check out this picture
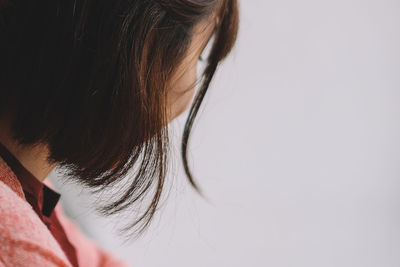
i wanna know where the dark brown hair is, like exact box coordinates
[0,0,238,240]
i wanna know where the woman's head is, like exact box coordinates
[0,0,238,239]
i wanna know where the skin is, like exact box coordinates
[0,16,216,183]
[166,17,216,121]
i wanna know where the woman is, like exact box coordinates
[0,0,238,266]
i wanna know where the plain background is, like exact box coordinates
[49,0,400,266]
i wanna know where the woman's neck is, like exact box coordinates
[0,117,57,182]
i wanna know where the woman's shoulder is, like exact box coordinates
[0,156,131,267]
[0,180,72,267]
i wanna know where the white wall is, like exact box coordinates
[49,0,400,266]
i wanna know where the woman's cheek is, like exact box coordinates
[166,65,198,122]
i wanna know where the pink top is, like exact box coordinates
[0,141,79,266]
[0,156,131,267]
